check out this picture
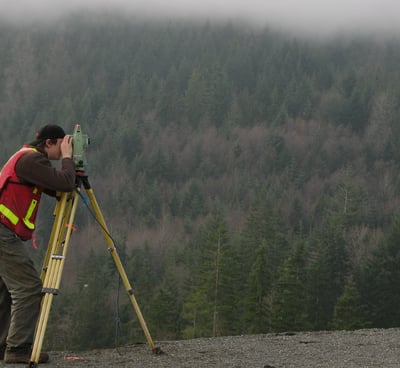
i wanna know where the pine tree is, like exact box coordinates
[306,218,349,330]
[241,189,289,282]
[271,241,311,332]
[359,214,400,327]
[243,240,272,333]
[331,277,370,331]
[184,67,209,126]
[150,285,181,339]
[182,212,231,338]
[69,249,115,350]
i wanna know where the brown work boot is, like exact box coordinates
[4,348,49,364]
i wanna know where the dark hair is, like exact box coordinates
[29,124,66,147]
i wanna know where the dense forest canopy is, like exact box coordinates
[2,14,400,349]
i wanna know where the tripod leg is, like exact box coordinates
[84,187,159,353]
[30,191,79,367]
[40,193,74,281]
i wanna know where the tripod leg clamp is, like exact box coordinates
[42,287,59,295]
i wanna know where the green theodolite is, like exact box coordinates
[71,124,90,172]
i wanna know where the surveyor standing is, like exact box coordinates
[0,125,75,364]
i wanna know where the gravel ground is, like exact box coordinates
[2,328,400,367]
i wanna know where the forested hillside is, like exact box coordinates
[2,14,400,350]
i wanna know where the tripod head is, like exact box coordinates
[71,124,89,172]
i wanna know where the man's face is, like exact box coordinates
[45,138,63,160]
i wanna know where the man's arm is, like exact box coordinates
[15,153,76,192]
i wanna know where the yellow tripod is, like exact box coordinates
[29,172,161,367]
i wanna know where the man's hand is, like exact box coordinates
[61,135,73,159]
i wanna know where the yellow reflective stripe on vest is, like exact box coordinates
[22,199,37,230]
[0,204,19,225]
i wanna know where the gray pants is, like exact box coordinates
[0,224,42,350]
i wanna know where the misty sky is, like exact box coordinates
[2,0,400,36]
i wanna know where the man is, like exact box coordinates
[0,125,75,364]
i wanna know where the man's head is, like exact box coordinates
[36,125,66,141]
[30,124,66,160]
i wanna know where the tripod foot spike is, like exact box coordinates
[152,346,165,355]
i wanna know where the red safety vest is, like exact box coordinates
[0,146,44,240]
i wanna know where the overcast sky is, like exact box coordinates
[2,0,400,37]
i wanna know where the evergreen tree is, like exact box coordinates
[359,214,400,327]
[150,285,181,339]
[241,189,289,281]
[182,212,231,338]
[306,217,349,330]
[69,249,115,350]
[149,244,187,340]
[331,277,370,331]
[243,240,272,333]
[271,240,311,332]
[184,67,210,126]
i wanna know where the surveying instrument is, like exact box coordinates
[29,124,161,367]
